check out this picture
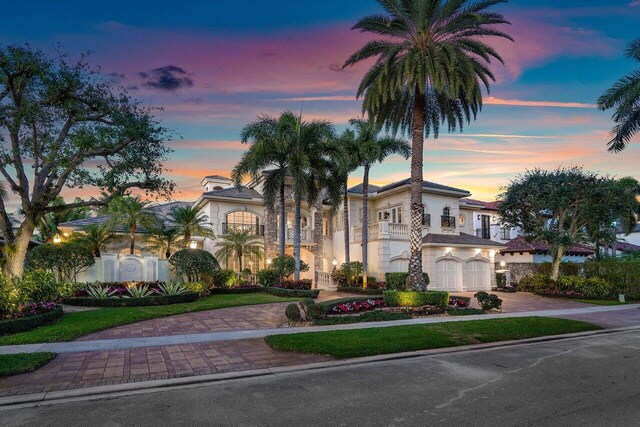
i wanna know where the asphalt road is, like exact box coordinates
[3,330,640,426]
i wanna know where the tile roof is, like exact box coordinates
[204,175,231,180]
[349,178,470,196]
[422,232,504,247]
[611,241,640,252]
[203,186,263,200]
[460,198,488,207]
[501,237,594,256]
[59,201,193,232]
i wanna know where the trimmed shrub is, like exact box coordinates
[210,269,237,288]
[383,290,449,309]
[256,269,279,287]
[28,243,95,281]
[474,292,502,310]
[299,298,315,320]
[337,287,384,295]
[271,255,309,280]
[384,272,430,290]
[15,270,58,303]
[208,286,263,295]
[275,279,312,290]
[265,287,320,298]
[285,303,301,322]
[330,262,364,287]
[63,293,199,307]
[557,276,615,299]
[0,306,64,335]
[184,282,207,295]
[585,259,640,299]
[517,274,550,292]
[169,249,220,282]
[356,276,378,287]
[448,308,485,316]
[306,304,325,320]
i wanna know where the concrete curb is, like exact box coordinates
[2,325,640,410]
[1,303,638,355]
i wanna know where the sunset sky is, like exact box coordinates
[2,0,640,204]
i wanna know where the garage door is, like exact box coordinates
[466,260,488,291]
[436,259,459,291]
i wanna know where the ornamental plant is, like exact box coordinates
[28,242,95,282]
[169,249,220,282]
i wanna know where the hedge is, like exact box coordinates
[265,287,320,298]
[384,272,430,290]
[63,293,199,307]
[383,291,449,309]
[585,260,640,299]
[0,306,64,335]
[337,287,384,295]
[208,287,263,295]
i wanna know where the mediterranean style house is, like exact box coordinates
[59,172,505,291]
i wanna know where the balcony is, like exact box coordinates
[475,227,491,239]
[275,227,313,243]
[441,216,456,228]
[222,222,265,236]
[352,221,410,242]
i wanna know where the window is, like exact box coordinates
[441,207,456,228]
[224,211,262,235]
[443,207,451,218]
[377,206,402,224]
[422,206,431,226]
[286,212,308,228]
[459,215,465,226]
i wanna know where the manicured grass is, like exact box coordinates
[573,299,635,306]
[0,353,56,377]
[265,317,600,359]
[0,294,298,346]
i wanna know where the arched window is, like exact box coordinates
[213,186,224,191]
[224,211,262,235]
[443,207,451,218]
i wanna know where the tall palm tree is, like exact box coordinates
[233,113,293,258]
[72,224,113,257]
[146,224,181,259]
[106,196,158,255]
[169,205,215,246]
[215,228,263,272]
[334,129,361,264]
[344,0,512,290]
[349,118,411,287]
[284,113,335,280]
[598,38,640,152]
[37,197,90,242]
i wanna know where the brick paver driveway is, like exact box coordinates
[454,291,592,312]
[0,339,331,398]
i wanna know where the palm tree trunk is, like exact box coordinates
[279,182,286,257]
[343,179,350,264]
[293,193,302,281]
[362,165,369,288]
[238,250,243,272]
[407,87,427,291]
[129,225,136,255]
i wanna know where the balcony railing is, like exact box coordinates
[441,216,456,228]
[475,228,491,239]
[275,227,312,242]
[222,223,265,236]
[352,221,409,242]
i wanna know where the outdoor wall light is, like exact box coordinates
[332,257,338,267]
[266,258,272,266]
[189,240,197,249]
[53,234,62,244]
[474,248,481,256]
[445,247,453,255]
[489,250,496,257]
[500,260,506,268]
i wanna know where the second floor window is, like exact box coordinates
[224,211,262,235]
[377,206,402,224]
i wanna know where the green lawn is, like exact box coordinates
[0,294,297,346]
[265,317,600,359]
[0,353,56,377]
[573,299,635,306]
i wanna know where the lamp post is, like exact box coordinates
[332,257,338,271]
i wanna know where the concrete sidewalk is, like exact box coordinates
[2,303,638,355]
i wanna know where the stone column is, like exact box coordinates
[264,206,278,263]
[312,196,324,288]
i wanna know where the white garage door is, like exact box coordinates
[466,260,488,291]
[436,260,459,291]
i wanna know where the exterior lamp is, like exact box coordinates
[53,234,62,244]
[500,260,506,268]
[189,240,197,249]
[332,258,338,268]
[489,250,496,257]
[445,247,453,255]
[474,248,481,256]
[266,258,272,266]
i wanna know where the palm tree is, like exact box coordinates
[215,228,263,272]
[106,196,158,255]
[284,113,335,280]
[334,129,361,264]
[146,224,181,259]
[349,118,411,287]
[37,197,90,242]
[72,224,113,257]
[598,39,640,152]
[344,0,512,290]
[233,113,293,258]
[169,205,215,246]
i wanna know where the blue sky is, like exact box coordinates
[2,0,639,202]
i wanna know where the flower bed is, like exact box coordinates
[336,286,384,295]
[63,292,199,307]
[72,281,164,298]
[266,287,320,298]
[0,305,63,335]
[329,298,385,314]
[448,296,471,308]
[534,289,585,299]
[383,291,450,310]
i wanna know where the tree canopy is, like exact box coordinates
[0,45,174,276]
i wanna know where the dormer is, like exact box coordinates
[201,175,233,192]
